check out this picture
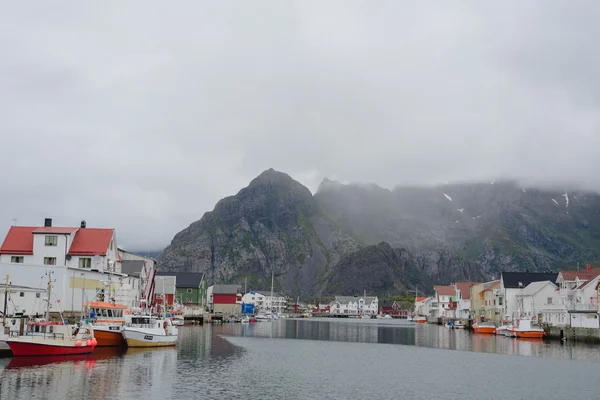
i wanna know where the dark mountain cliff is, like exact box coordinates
[159,169,600,296]
[159,169,360,296]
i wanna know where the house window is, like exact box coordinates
[187,288,193,293]
[498,297,503,306]
[19,292,24,297]
[44,257,57,265]
[36,293,41,298]
[493,300,496,306]
[45,236,58,246]
[11,256,24,263]
[79,258,92,269]
[547,297,553,305]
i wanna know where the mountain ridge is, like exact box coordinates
[158,169,600,296]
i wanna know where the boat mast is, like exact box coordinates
[3,275,8,326]
[45,272,52,321]
[270,271,274,314]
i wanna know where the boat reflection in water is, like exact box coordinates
[6,346,125,369]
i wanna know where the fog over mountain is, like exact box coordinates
[1,2,599,250]
[159,169,600,296]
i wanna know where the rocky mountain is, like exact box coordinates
[159,169,600,297]
[315,179,600,274]
[320,242,488,298]
[158,169,361,296]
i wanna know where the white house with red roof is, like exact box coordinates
[552,265,600,328]
[0,218,141,315]
[0,218,121,272]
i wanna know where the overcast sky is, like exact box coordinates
[1,2,599,250]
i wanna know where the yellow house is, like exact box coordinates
[470,280,502,321]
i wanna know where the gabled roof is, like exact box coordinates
[157,272,204,288]
[0,225,114,256]
[380,301,397,308]
[334,296,377,305]
[121,260,146,277]
[484,281,500,291]
[434,285,456,297]
[501,272,559,289]
[211,284,242,294]
[33,227,78,234]
[415,296,428,303]
[0,226,36,255]
[559,267,600,282]
[518,281,557,296]
[67,228,114,255]
[455,282,480,300]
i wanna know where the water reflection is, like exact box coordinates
[1,321,600,400]
[215,319,600,363]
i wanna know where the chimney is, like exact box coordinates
[80,220,87,229]
[44,218,52,227]
[587,263,591,271]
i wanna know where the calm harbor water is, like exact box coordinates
[1,319,598,399]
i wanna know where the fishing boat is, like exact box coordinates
[360,314,371,320]
[495,324,513,336]
[508,319,545,339]
[7,321,97,356]
[85,301,129,347]
[121,315,178,347]
[454,320,466,329]
[414,316,427,323]
[255,313,272,322]
[472,322,496,334]
[445,321,455,329]
[383,314,393,319]
[6,272,98,356]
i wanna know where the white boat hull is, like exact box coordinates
[122,327,178,348]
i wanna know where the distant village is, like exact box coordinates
[2,218,600,335]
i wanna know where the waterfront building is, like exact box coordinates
[433,286,456,318]
[241,290,287,314]
[328,296,378,315]
[544,266,600,328]
[414,296,432,317]
[454,282,479,319]
[515,280,560,322]
[470,280,503,321]
[157,272,207,308]
[501,272,558,320]
[207,284,242,314]
[0,218,141,314]
[154,275,176,311]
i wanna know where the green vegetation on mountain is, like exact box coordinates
[159,169,600,296]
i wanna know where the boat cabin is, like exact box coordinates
[85,301,128,322]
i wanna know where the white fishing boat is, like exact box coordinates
[255,313,272,322]
[360,314,371,319]
[121,315,178,347]
[383,314,393,319]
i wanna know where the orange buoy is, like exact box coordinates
[75,340,83,347]
[86,339,92,347]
